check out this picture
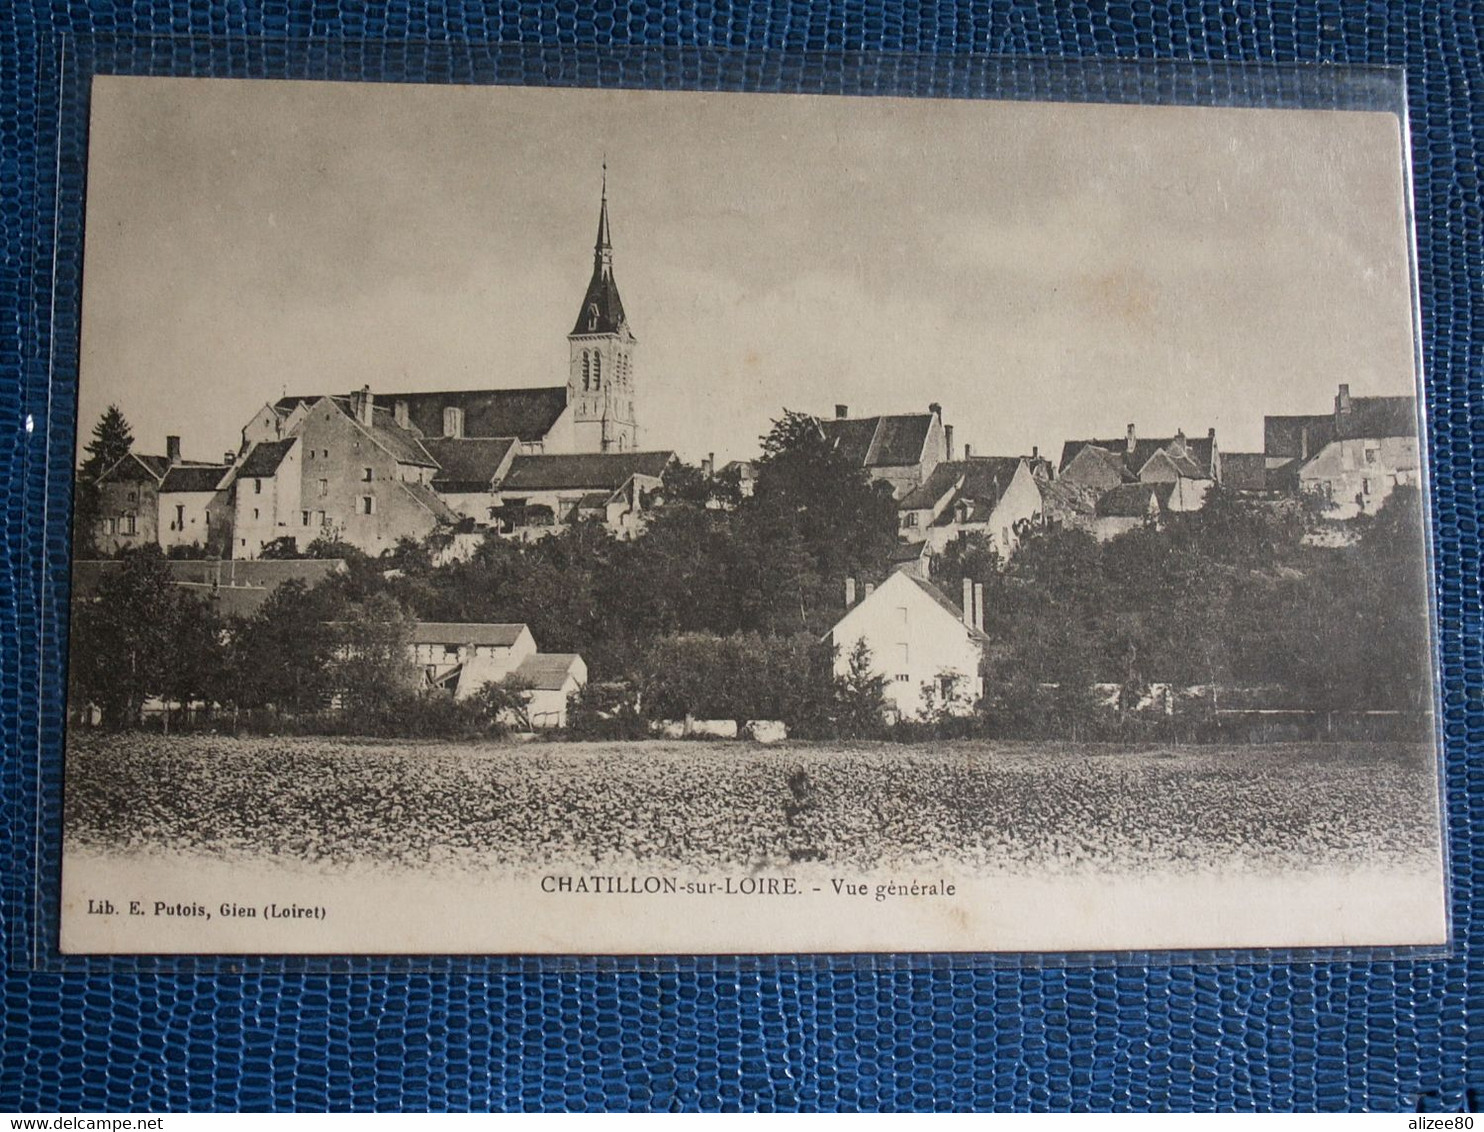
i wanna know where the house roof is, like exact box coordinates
[408,622,528,647]
[397,479,461,523]
[1060,433,1216,480]
[1037,477,1099,518]
[499,451,675,493]
[71,558,347,604]
[1336,395,1418,440]
[898,456,1024,515]
[1264,394,1417,461]
[159,464,230,493]
[235,437,298,479]
[1220,451,1269,491]
[97,452,171,484]
[422,437,518,492]
[514,652,584,690]
[819,413,935,469]
[278,388,569,446]
[1095,481,1174,517]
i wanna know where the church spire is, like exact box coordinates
[573,164,627,336]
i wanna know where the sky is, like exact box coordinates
[78,76,1419,467]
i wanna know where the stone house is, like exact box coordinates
[895,455,1044,558]
[1059,425,1220,512]
[157,461,232,555]
[823,570,989,721]
[1264,384,1420,519]
[93,451,170,554]
[486,451,676,540]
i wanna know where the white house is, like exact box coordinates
[511,653,588,728]
[408,621,586,728]
[409,622,537,699]
[823,570,989,721]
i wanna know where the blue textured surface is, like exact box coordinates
[2,2,1482,1114]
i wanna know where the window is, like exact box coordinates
[252,508,260,520]
[322,449,328,458]
[126,491,136,503]
[442,406,464,438]
[104,517,117,534]
[301,511,311,526]
[174,504,184,530]
[315,511,325,527]
[1365,447,1378,464]
[902,513,917,528]
[362,467,373,482]
[122,513,136,536]
[318,479,329,498]
[1362,478,1372,496]
[254,479,262,494]
[205,513,210,529]
[895,674,910,684]
[592,353,602,386]
[360,496,375,515]
[897,642,909,667]
[240,538,246,547]
[582,351,591,390]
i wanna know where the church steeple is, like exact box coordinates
[572,165,628,337]
[567,167,638,453]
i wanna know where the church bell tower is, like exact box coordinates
[567,169,637,453]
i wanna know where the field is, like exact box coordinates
[64,733,1443,876]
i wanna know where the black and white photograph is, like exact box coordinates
[60,76,1446,954]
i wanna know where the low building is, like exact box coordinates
[896,456,1043,558]
[818,404,949,499]
[408,621,586,728]
[487,451,675,540]
[823,570,989,721]
[409,622,537,698]
[1264,383,1420,519]
[71,557,348,619]
[512,652,588,728]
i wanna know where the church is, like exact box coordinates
[96,178,677,559]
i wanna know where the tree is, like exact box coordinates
[68,550,216,729]
[471,675,535,734]
[222,579,340,716]
[833,639,888,738]
[81,405,135,481]
[329,592,418,716]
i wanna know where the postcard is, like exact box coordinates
[60,75,1446,954]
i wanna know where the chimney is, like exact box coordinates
[1336,383,1352,415]
[1126,423,1136,454]
[845,577,857,607]
[166,435,181,465]
[944,425,954,461]
[1208,427,1216,440]
[835,404,849,420]
[351,385,374,427]
[962,577,973,628]
[223,451,236,466]
[703,452,715,478]
[1031,445,1039,459]
[929,402,942,419]
[394,400,410,430]
[964,443,973,460]
[974,583,985,634]
[1300,425,1309,461]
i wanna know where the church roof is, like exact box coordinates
[277,388,568,445]
[570,184,630,337]
[423,437,519,492]
[499,451,675,493]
